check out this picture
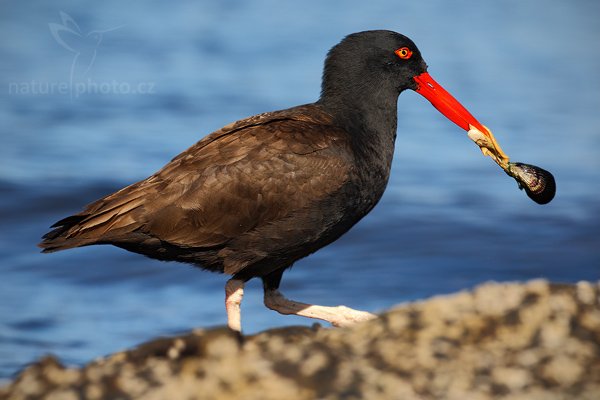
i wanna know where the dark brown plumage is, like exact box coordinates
[41,105,365,281]
[40,30,496,331]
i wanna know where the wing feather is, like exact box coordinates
[39,105,352,256]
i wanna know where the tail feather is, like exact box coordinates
[39,214,95,253]
[48,214,86,232]
[38,182,151,253]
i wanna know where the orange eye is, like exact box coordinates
[395,47,413,60]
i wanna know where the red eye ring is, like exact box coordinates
[395,47,413,60]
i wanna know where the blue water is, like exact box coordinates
[1,0,599,379]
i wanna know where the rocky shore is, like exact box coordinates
[2,280,599,400]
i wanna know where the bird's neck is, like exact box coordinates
[317,85,401,212]
[318,84,399,163]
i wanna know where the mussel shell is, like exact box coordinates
[506,162,556,205]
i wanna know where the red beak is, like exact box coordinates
[413,72,488,136]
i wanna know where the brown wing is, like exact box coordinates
[40,105,352,260]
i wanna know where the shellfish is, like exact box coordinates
[506,162,556,205]
[467,126,556,205]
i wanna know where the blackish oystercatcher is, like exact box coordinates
[39,30,555,332]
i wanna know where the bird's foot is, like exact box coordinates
[264,289,376,328]
[327,306,377,327]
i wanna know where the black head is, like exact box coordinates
[319,30,428,107]
[319,30,500,138]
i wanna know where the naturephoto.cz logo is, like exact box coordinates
[9,79,155,97]
[8,11,155,98]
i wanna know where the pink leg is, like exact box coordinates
[263,288,376,327]
[225,279,244,332]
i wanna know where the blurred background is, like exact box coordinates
[1,0,598,379]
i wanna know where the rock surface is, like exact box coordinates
[2,280,599,400]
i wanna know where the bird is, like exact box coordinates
[40,30,495,332]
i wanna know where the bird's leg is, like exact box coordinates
[263,288,376,327]
[225,278,245,332]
